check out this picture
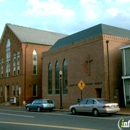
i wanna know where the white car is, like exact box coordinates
[69,98,120,116]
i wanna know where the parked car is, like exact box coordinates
[26,99,55,112]
[69,98,120,116]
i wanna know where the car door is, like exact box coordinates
[76,99,87,112]
[85,99,94,112]
[31,100,39,110]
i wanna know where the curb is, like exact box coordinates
[0,106,130,115]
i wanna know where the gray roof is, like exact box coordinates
[49,24,130,51]
[1,23,67,45]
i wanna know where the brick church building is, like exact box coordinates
[0,23,66,105]
[42,24,130,108]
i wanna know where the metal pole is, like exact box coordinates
[60,78,63,109]
[81,90,82,100]
[59,71,63,109]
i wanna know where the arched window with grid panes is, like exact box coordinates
[6,39,11,77]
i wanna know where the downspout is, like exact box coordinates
[106,40,110,101]
[24,44,28,101]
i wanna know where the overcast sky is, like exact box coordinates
[0,0,130,37]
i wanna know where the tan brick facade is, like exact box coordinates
[42,34,130,109]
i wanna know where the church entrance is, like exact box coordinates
[96,88,102,98]
[5,85,9,102]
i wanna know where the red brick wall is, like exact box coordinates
[0,26,51,104]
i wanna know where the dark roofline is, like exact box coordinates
[49,23,130,51]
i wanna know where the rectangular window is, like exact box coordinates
[13,67,16,76]
[33,84,37,96]
[48,80,52,94]
[16,85,19,96]
[0,87,3,96]
[33,55,37,61]
[12,85,15,96]
[33,65,37,75]
[6,60,10,77]
[17,52,20,75]
[55,79,60,94]
[17,66,20,75]
[1,61,3,78]
[13,55,16,76]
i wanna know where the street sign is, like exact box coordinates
[78,80,85,90]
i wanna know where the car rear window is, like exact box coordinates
[97,99,109,104]
[44,100,53,104]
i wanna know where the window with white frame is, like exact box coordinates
[16,85,19,96]
[0,86,3,96]
[17,51,20,75]
[6,39,11,77]
[33,84,37,96]
[13,53,16,76]
[33,50,37,75]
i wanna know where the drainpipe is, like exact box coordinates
[24,44,28,101]
[106,40,110,101]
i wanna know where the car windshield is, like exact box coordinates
[97,99,109,104]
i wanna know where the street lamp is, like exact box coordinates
[59,70,63,109]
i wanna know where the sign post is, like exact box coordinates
[78,80,85,100]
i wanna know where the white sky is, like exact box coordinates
[0,0,130,37]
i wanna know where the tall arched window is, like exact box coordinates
[17,51,20,75]
[6,39,11,77]
[63,59,68,94]
[33,50,37,75]
[55,61,60,94]
[48,63,52,94]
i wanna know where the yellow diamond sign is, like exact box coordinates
[78,80,85,90]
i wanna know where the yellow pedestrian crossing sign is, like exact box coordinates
[78,80,85,90]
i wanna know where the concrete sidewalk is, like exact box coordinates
[0,105,130,115]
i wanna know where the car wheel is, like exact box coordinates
[26,106,30,111]
[37,107,41,112]
[71,108,77,115]
[49,109,53,112]
[93,109,99,117]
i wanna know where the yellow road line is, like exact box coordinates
[0,121,98,130]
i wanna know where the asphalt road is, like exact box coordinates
[0,109,129,130]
